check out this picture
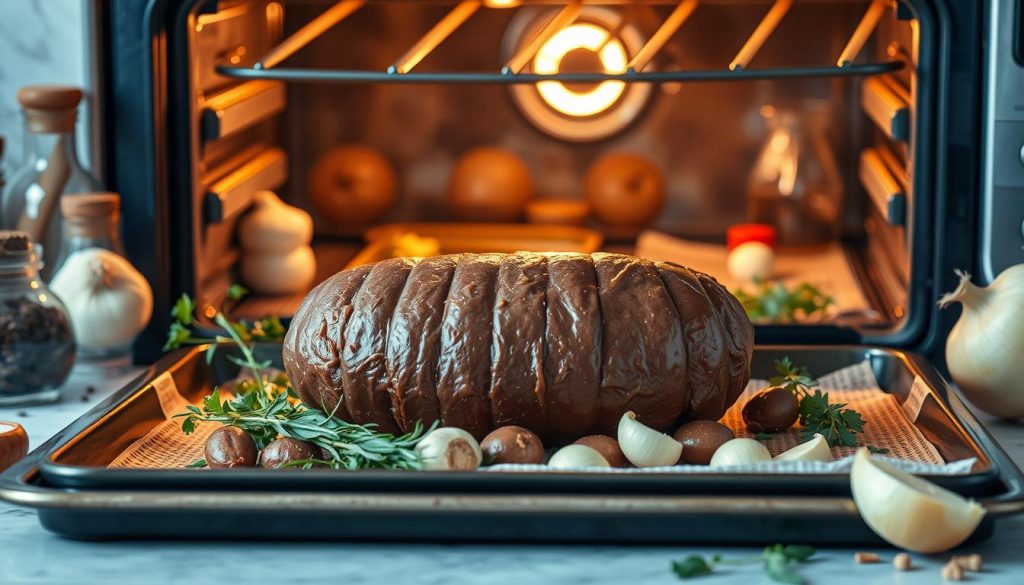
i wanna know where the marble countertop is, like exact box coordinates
[1,365,1024,584]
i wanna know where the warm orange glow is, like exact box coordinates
[533,23,627,118]
[484,0,521,7]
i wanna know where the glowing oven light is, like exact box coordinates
[533,23,627,118]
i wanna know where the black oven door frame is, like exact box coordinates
[103,0,984,366]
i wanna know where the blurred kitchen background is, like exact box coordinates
[0,0,101,176]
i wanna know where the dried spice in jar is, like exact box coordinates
[0,231,75,405]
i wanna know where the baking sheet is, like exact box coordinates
[108,360,969,474]
[635,230,871,316]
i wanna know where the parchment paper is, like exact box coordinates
[110,361,973,475]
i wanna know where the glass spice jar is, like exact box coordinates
[53,192,125,272]
[0,231,75,405]
[0,86,103,279]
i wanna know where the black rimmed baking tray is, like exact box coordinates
[1,345,1022,543]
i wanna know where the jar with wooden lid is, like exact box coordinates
[0,86,103,278]
[0,231,75,405]
[53,192,125,272]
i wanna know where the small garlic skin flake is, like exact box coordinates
[941,560,965,581]
[854,552,880,564]
[892,553,912,571]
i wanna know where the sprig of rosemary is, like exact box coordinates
[734,281,834,323]
[164,290,431,470]
[769,358,865,447]
[672,544,816,584]
[175,385,429,470]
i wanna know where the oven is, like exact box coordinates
[97,0,1017,363]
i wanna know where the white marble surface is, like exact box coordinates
[1,366,1024,583]
[0,0,96,174]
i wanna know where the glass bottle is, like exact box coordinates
[747,102,843,249]
[0,231,75,405]
[0,86,103,279]
[54,192,125,270]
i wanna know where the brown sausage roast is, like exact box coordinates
[283,252,753,443]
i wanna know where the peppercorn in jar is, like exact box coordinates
[0,231,75,405]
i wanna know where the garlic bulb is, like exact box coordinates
[50,248,153,352]
[773,434,831,463]
[238,191,316,294]
[939,266,1024,418]
[709,438,771,467]
[414,427,482,471]
[727,241,775,283]
[548,445,610,469]
[617,411,683,467]
[239,191,313,254]
[850,448,985,553]
[240,245,316,295]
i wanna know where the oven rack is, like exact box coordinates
[215,0,905,84]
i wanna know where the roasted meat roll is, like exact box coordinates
[283,252,753,442]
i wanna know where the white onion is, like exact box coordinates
[850,448,985,553]
[940,266,1024,418]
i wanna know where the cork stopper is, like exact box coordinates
[17,86,83,133]
[61,192,120,219]
[61,193,120,239]
[0,230,32,256]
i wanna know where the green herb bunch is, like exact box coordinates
[735,281,834,323]
[769,357,866,448]
[672,544,816,584]
[176,385,429,470]
[163,284,285,352]
[165,288,430,471]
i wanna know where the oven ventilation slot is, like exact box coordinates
[204,147,288,224]
[861,75,909,142]
[215,0,905,84]
[201,80,286,143]
[859,148,907,227]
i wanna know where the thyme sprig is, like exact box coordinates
[165,290,431,470]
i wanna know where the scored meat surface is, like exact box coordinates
[282,252,753,442]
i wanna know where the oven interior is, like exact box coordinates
[178,0,928,345]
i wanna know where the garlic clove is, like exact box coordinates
[708,438,771,467]
[548,444,610,469]
[414,427,482,471]
[850,448,986,553]
[773,433,832,463]
[617,411,683,468]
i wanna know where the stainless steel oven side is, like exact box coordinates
[980,0,1024,283]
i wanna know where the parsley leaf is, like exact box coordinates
[734,281,834,323]
[671,555,714,579]
[774,359,868,448]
